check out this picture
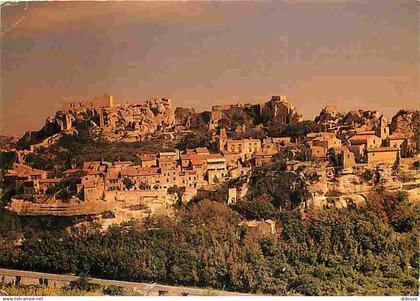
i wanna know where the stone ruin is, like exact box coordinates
[52,96,177,142]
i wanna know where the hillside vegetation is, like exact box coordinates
[0,190,418,296]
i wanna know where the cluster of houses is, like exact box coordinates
[5,112,413,204]
[4,133,293,202]
[304,116,411,168]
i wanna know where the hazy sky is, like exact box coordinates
[1,1,418,136]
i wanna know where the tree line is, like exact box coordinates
[0,190,418,296]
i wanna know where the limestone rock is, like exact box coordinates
[49,97,177,142]
[328,174,372,195]
[315,104,343,128]
[175,107,196,126]
[259,96,302,125]
[341,110,381,130]
[390,110,419,151]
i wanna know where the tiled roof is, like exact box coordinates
[195,147,210,154]
[139,153,157,160]
[113,161,133,166]
[367,147,399,152]
[349,134,378,141]
[39,178,61,183]
[6,164,47,178]
[121,167,159,177]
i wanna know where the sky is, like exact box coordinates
[1,0,418,136]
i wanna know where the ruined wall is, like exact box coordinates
[63,95,113,111]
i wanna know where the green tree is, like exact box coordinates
[175,132,211,150]
[0,151,17,170]
[139,182,150,190]
[122,178,134,190]
[326,148,336,165]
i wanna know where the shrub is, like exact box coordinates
[69,276,101,292]
[362,169,373,181]
[122,178,134,190]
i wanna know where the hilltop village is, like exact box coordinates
[1,94,419,229]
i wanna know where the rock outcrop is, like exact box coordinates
[315,105,343,129]
[175,107,196,127]
[390,110,419,151]
[340,110,382,130]
[99,98,176,137]
[50,97,176,143]
[259,96,302,125]
[174,107,210,129]
[208,95,302,133]
[6,197,115,216]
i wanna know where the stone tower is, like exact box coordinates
[99,110,105,128]
[227,188,237,205]
[218,128,228,152]
[65,114,73,130]
[376,115,389,140]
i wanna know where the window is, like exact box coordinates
[39,278,48,285]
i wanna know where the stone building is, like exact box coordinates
[239,219,277,236]
[227,188,237,204]
[5,164,49,190]
[82,175,105,202]
[262,137,292,151]
[229,162,251,179]
[217,128,228,152]
[387,135,409,157]
[226,139,262,161]
[304,132,342,161]
[255,149,278,167]
[305,146,328,161]
[375,115,390,140]
[310,135,341,150]
[341,147,356,170]
[217,128,262,160]
[138,153,158,168]
[206,154,227,184]
[160,168,179,189]
[179,170,205,188]
[349,134,382,149]
[223,151,242,169]
[120,167,161,190]
[366,147,399,165]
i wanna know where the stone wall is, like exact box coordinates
[0,268,250,296]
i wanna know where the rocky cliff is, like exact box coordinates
[390,110,419,150]
[314,106,384,131]
[27,97,177,144]
[259,96,302,125]
[314,105,343,128]
[340,110,382,129]
[174,107,210,129]
[208,95,302,133]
